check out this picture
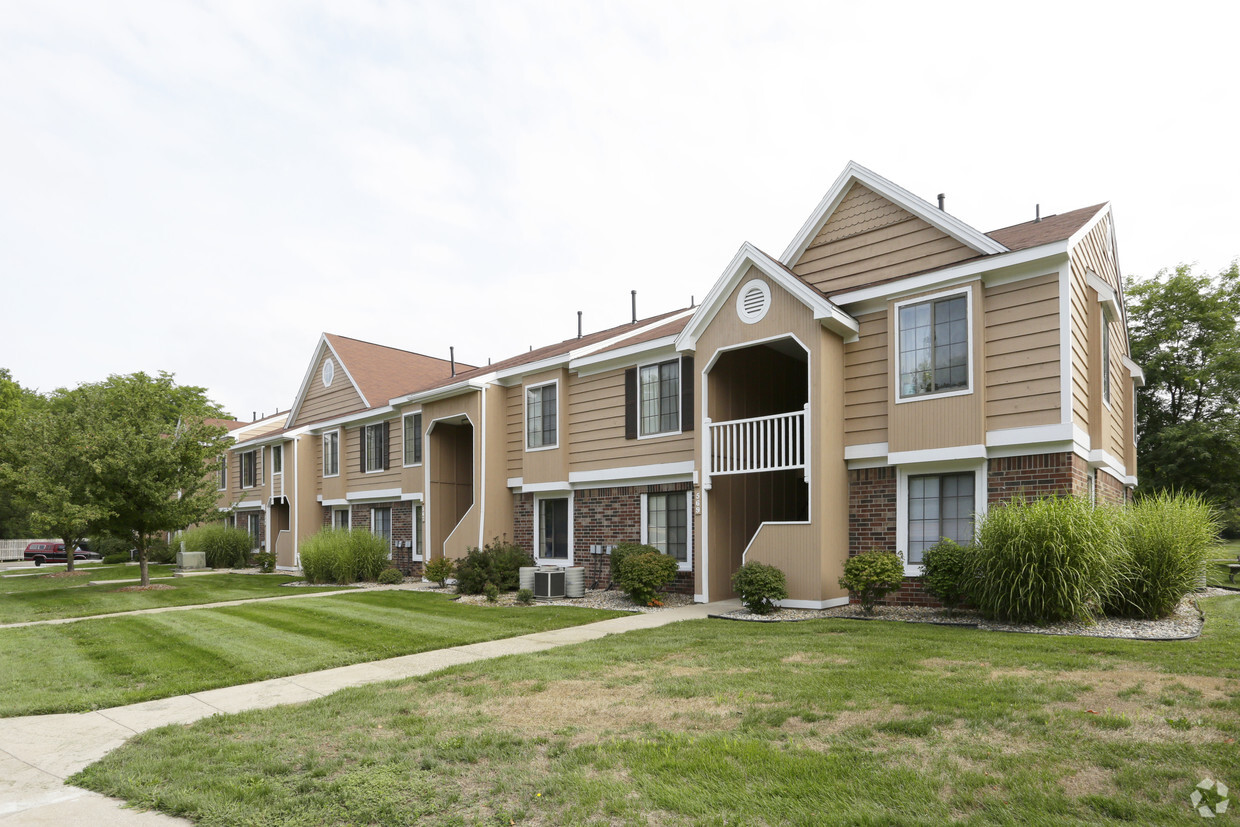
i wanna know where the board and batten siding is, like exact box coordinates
[567,368,694,472]
[791,183,979,296]
[842,311,888,446]
[982,273,1061,432]
[290,350,366,428]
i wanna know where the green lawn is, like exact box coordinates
[0,564,177,591]
[74,594,1240,826]
[0,591,623,717]
[0,572,341,623]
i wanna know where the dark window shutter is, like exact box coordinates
[414,414,423,464]
[359,428,366,474]
[624,367,637,440]
[383,421,391,470]
[680,356,694,432]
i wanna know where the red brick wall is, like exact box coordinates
[850,577,942,608]
[848,467,897,557]
[987,452,1085,503]
[1097,469,1129,505]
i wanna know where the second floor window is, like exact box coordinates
[217,455,226,491]
[526,383,557,449]
[403,413,423,465]
[1102,309,1112,406]
[272,444,282,474]
[640,359,680,435]
[363,423,388,472]
[323,432,339,477]
[240,450,257,488]
[898,294,969,399]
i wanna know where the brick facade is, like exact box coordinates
[987,452,1085,503]
[848,466,897,557]
[512,482,695,595]
[314,500,422,577]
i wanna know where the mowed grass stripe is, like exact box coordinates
[0,591,624,717]
[0,565,178,593]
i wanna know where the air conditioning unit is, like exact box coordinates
[534,568,566,600]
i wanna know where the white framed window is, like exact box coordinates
[240,450,258,488]
[371,506,392,557]
[323,431,340,478]
[896,462,986,576]
[639,358,680,437]
[413,504,424,560]
[1102,308,1112,408]
[272,444,283,475]
[525,380,558,450]
[403,412,423,466]
[217,455,227,491]
[243,512,261,550]
[322,358,334,387]
[363,423,388,473]
[895,288,972,402]
[642,490,692,571]
[332,507,350,530]
[533,494,572,566]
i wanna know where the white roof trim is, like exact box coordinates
[1066,202,1113,249]
[675,242,859,352]
[779,161,1008,267]
[284,335,369,428]
[1122,355,1146,387]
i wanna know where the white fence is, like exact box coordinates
[0,539,56,561]
[707,409,806,477]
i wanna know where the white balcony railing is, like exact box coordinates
[707,408,806,477]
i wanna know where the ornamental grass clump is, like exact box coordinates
[1108,491,1219,619]
[299,528,390,585]
[839,551,904,615]
[731,561,788,615]
[972,495,1121,624]
[182,524,253,569]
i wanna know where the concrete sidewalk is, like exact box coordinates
[0,599,738,825]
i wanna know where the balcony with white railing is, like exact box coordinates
[707,407,806,478]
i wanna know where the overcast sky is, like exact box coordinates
[3,1,1237,420]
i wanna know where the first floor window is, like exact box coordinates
[414,504,424,558]
[538,498,569,560]
[907,472,974,564]
[240,450,257,488]
[403,413,423,465]
[244,512,261,550]
[323,432,339,477]
[372,506,392,556]
[646,491,689,565]
[898,293,968,398]
[332,508,350,530]
[526,383,557,449]
[640,359,680,435]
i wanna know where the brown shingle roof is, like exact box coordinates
[587,315,692,357]
[205,418,248,431]
[325,334,471,406]
[986,203,1107,252]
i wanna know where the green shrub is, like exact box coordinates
[455,538,533,594]
[299,529,392,585]
[102,553,131,565]
[484,581,500,602]
[378,567,404,585]
[424,557,454,588]
[615,550,678,606]
[973,496,1121,623]
[731,561,788,615]
[90,533,133,560]
[183,524,253,568]
[839,551,904,615]
[1109,491,1219,618]
[608,542,657,586]
[255,551,276,573]
[921,539,974,616]
[146,537,176,564]
[517,587,534,605]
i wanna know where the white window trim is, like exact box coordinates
[895,461,987,577]
[412,504,424,561]
[636,356,683,440]
[524,379,559,452]
[271,444,283,477]
[640,490,693,572]
[323,430,340,478]
[322,358,334,387]
[363,423,387,474]
[532,491,573,567]
[240,449,258,489]
[332,507,350,531]
[370,505,393,558]
[217,456,227,491]
[402,411,424,468]
[893,286,975,405]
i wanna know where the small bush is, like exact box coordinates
[608,542,657,586]
[299,529,392,585]
[483,581,500,602]
[183,524,253,568]
[255,551,276,573]
[921,539,973,616]
[1109,491,1220,618]
[973,496,1121,623]
[455,538,533,594]
[102,553,130,565]
[839,551,904,615]
[732,562,788,615]
[517,588,534,605]
[378,567,404,585]
[90,534,132,560]
[424,557,454,588]
[616,550,678,606]
[146,537,176,564]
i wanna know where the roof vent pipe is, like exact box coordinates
[577,311,583,338]
[937,193,945,211]
[450,346,455,377]
[690,294,695,308]
[252,411,256,421]
[631,290,637,324]
[1036,204,1041,222]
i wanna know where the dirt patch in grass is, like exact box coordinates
[781,652,852,665]
[1060,766,1116,797]
[116,584,176,592]
[44,571,90,579]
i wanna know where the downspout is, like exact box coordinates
[291,436,299,568]
[478,388,487,548]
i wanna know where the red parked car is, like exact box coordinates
[22,542,102,566]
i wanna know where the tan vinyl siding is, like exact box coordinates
[344,420,401,492]
[519,369,570,485]
[290,350,366,428]
[397,407,425,495]
[843,311,888,446]
[567,368,694,472]
[318,430,345,501]
[791,183,978,295]
[227,445,266,503]
[983,273,1061,431]
[505,386,522,478]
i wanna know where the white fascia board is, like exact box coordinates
[325,338,370,408]
[831,241,1070,309]
[302,406,395,434]
[283,334,329,428]
[570,337,680,376]
[345,488,403,502]
[1065,203,1112,249]
[985,423,1076,448]
[390,375,495,407]
[843,442,888,461]
[1122,355,1146,387]
[230,426,309,451]
[507,477,523,489]
[568,461,697,486]
[779,161,1008,267]
[887,444,988,466]
[1085,271,1123,319]
[521,480,572,494]
[676,242,857,351]
[399,492,424,502]
[1088,448,1126,476]
[234,500,263,510]
[320,497,348,506]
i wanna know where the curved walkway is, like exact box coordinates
[0,599,739,825]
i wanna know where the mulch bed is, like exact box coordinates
[116,584,176,592]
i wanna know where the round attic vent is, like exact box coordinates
[736,278,772,324]
[322,358,335,387]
